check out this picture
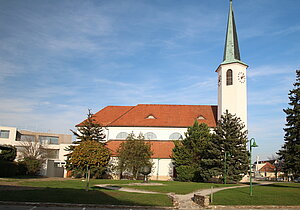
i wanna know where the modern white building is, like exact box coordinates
[76,0,249,181]
[0,126,72,177]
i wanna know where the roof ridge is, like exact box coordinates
[107,105,136,126]
[137,104,217,107]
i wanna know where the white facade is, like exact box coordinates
[104,126,187,141]
[217,62,248,129]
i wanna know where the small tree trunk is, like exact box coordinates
[85,166,90,191]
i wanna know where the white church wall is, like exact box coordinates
[104,126,187,141]
[150,158,174,181]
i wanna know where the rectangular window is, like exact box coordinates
[20,134,35,142]
[0,130,10,138]
[39,136,59,145]
[45,149,59,159]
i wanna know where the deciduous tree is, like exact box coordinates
[117,133,153,180]
[66,140,110,190]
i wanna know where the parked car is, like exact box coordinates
[294,177,300,183]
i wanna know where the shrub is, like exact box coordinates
[175,165,197,182]
[0,160,17,177]
[19,157,43,176]
[0,145,17,162]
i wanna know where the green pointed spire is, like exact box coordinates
[221,0,247,66]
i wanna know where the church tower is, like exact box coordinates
[216,0,248,129]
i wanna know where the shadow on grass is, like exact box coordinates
[0,185,170,206]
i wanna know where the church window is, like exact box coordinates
[116,132,129,139]
[226,69,233,85]
[144,132,157,140]
[169,132,183,140]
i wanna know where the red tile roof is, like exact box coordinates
[106,140,175,159]
[259,162,276,172]
[79,104,217,128]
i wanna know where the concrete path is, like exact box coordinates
[173,182,275,209]
[96,182,276,209]
[95,184,161,194]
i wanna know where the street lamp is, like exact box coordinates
[224,151,230,184]
[249,138,258,196]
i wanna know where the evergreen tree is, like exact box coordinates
[71,109,106,143]
[214,110,248,183]
[117,133,153,180]
[172,121,219,182]
[278,70,300,178]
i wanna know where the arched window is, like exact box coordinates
[116,132,129,139]
[169,132,183,140]
[226,69,233,86]
[144,132,157,140]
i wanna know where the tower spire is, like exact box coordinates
[222,0,247,66]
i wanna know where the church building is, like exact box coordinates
[77,0,248,180]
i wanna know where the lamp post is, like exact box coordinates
[224,151,230,184]
[249,138,258,196]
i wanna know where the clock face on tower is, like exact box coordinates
[238,72,245,83]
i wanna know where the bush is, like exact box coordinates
[19,157,43,176]
[0,145,17,162]
[174,165,197,182]
[0,160,17,177]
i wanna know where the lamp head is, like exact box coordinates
[251,138,258,148]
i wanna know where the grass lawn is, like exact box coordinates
[0,178,237,206]
[212,182,300,206]
[0,178,172,206]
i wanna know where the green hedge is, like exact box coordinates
[0,160,17,177]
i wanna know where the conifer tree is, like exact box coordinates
[278,70,300,178]
[172,121,219,182]
[71,109,106,143]
[214,110,248,183]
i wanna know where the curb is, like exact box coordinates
[209,205,300,209]
[0,201,175,209]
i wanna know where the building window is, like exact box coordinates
[144,132,157,140]
[116,132,129,139]
[20,134,35,142]
[169,132,183,140]
[0,130,10,138]
[39,136,59,145]
[226,69,233,86]
[45,149,59,159]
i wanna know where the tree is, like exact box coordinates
[18,138,48,176]
[117,133,153,180]
[65,140,110,190]
[172,121,219,182]
[70,109,106,143]
[278,70,300,179]
[0,145,17,162]
[66,110,109,190]
[214,110,249,183]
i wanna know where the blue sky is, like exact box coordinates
[0,0,299,160]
